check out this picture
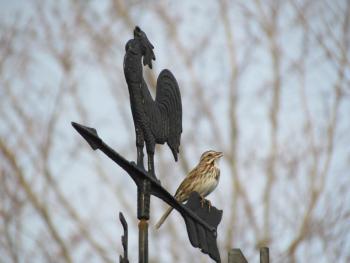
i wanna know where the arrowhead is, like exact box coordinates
[71,122,102,150]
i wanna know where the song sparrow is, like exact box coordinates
[155,150,223,229]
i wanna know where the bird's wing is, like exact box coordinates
[174,168,198,202]
[155,69,182,161]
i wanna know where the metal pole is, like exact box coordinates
[260,247,269,263]
[228,249,248,263]
[137,179,151,263]
[138,219,148,263]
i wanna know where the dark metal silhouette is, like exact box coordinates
[228,249,247,263]
[119,212,129,263]
[228,248,270,263]
[123,26,182,180]
[184,192,222,262]
[71,122,222,262]
[71,26,272,263]
[260,247,269,263]
[71,26,225,263]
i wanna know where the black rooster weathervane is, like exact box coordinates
[124,26,182,180]
[72,26,223,263]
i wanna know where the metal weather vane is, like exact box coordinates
[72,26,223,262]
[119,212,129,263]
[124,26,182,180]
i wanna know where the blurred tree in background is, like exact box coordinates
[0,0,349,262]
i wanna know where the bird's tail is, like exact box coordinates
[155,207,174,229]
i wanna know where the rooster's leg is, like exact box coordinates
[137,146,145,170]
[147,153,155,177]
[148,154,154,175]
[147,153,160,183]
[135,126,145,170]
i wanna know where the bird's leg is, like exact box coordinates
[200,196,212,211]
[206,199,212,212]
[200,195,205,208]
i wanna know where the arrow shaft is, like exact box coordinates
[72,122,217,233]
